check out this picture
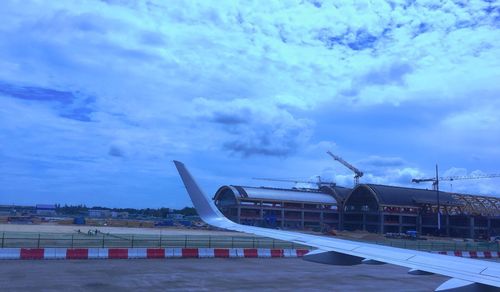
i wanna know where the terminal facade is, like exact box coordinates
[214,184,500,239]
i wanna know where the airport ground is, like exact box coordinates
[0,258,448,292]
[0,224,303,249]
[0,223,246,236]
[1,223,499,291]
[1,223,498,251]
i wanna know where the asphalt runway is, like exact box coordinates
[0,258,448,291]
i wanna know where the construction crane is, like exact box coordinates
[326,151,363,186]
[412,173,500,190]
[412,165,500,232]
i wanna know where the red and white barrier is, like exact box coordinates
[0,248,21,259]
[88,248,108,259]
[2,248,496,260]
[43,248,67,259]
[0,248,311,260]
[433,251,499,258]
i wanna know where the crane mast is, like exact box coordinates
[412,167,500,233]
[326,151,364,186]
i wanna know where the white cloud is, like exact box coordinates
[192,97,314,156]
[443,167,468,177]
[1,0,498,110]
[0,0,499,206]
[442,106,499,132]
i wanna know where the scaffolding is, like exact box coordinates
[452,194,500,216]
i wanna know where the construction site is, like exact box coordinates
[1,153,499,252]
[1,156,500,292]
[214,152,500,240]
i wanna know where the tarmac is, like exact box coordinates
[0,258,448,291]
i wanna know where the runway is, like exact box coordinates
[0,258,447,291]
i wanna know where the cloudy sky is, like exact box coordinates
[0,0,499,208]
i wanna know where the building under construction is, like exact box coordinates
[215,153,500,238]
[344,184,500,238]
[214,183,500,239]
[214,185,351,231]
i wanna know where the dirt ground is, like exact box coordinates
[0,223,248,236]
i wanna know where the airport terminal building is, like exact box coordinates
[213,185,351,231]
[214,183,500,239]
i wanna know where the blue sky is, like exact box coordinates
[0,0,499,208]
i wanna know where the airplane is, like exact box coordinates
[173,161,500,291]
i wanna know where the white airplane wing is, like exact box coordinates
[174,161,500,291]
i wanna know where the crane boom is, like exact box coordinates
[412,172,500,191]
[412,178,437,183]
[441,174,500,181]
[326,151,363,185]
[413,173,500,184]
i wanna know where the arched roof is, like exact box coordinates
[319,185,352,202]
[346,184,462,207]
[214,185,340,204]
[452,193,500,216]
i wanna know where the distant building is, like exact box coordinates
[167,213,185,220]
[214,185,349,231]
[111,211,129,218]
[343,184,500,238]
[214,183,500,239]
[88,209,111,218]
[0,210,11,216]
[36,204,57,216]
[0,205,16,216]
[184,215,201,221]
[0,205,35,216]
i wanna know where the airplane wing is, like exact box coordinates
[173,161,500,291]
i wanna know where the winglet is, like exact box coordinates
[434,278,495,291]
[173,160,233,228]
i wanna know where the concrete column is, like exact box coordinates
[470,217,475,239]
[338,206,344,231]
[281,208,285,229]
[487,218,491,238]
[398,215,403,233]
[445,215,450,237]
[417,215,422,234]
[379,213,385,234]
[301,211,305,229]
[362,213,366,231]
[237,206,241,224]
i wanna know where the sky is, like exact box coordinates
[0,0,499,208]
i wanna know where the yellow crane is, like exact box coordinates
[326,151,364,186]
